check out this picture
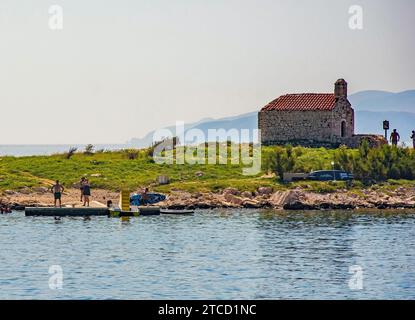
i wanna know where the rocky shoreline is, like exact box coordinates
[2,186,415,211]
[160,187,415,210]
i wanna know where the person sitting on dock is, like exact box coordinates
[82,179,91,207]
[141,187,150,206]
[51,181,65,208]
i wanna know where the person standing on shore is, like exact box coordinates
[51,180,65,208]
[411,131,415,149]
[79,177,86,202]
[82,179,91,207]
[390,129,400,147]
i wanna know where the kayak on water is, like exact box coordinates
[130,193,166,206]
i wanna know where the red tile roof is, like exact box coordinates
[261,93,336,111]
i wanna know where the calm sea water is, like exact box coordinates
[0,209,414,300]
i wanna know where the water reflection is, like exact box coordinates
[0,210,414,299]
[254,210,415,299]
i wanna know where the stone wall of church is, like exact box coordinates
[331,98,355,140]
[259,99,355,146]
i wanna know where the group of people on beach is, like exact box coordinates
[390,129,415,148]
[50,177,91,208]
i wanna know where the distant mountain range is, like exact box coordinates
[129,112,259,147]
[349,90,415,113]
[129,90,415,147]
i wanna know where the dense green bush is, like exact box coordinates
[263,141,415,184]
[262,144,296,179]
[340,141,415,183]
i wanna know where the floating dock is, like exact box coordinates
[25,206,161,217]
[25,207,109,217]
[108,207,160,217]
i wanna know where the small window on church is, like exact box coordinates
[341,121,347,138]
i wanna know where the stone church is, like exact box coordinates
[258,79,384,147]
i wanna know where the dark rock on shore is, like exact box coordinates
[283,201,316,210]
[283,201,357,211]
[11,205,25,211]
[374,203,415,210]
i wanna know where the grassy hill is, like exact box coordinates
[1,144,414,194]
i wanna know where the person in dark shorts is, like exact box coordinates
[51,181,65,208]
[82,179,91,207]
[411,130,415,149]
[79,177,86,202]
[390,129,400,146]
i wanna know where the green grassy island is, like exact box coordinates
[1,142,415,195]
[0,145,415,193]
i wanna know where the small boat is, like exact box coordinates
[160,209,194,215]
[130,193,166,206]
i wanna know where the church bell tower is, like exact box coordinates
[334,78,348,99]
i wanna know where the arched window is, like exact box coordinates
[341,121,347,138]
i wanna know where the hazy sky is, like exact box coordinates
[0,0,414,144]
